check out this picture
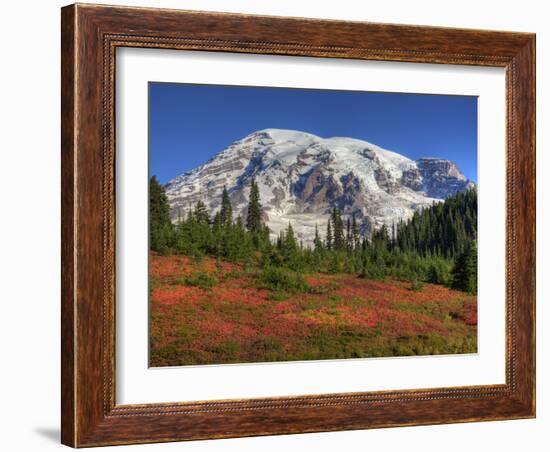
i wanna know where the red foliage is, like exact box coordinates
[149,255,477,366]
[461,302,478,326]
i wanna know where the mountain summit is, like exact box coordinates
[165,129,473,243]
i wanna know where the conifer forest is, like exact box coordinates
[149,176,478,366]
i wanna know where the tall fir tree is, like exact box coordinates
[332,207,345,250]
[345,217,352,250]
[193,200,210,225]
[150,176,171,227]
[246,178,262,233]
[326,219,333,250]
[219,185,233,227]
[451,240,478,294]
[159,173,477,293]
[394,187,477,258]
[276,230,283,250]
[351,214,360,251]
[313,224,323,251]
[283,222,298,255]
[149,176,173,252]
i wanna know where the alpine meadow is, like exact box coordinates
[149,83,478,367]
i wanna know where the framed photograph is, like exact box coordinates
[61,3,535,447]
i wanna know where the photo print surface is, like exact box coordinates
[148,82,478,367]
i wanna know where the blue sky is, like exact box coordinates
[149,82,477,184]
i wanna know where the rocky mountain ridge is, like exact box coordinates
[165,129,473,243]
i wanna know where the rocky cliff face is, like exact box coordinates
[165,129,473,244]
[416,158,473,199]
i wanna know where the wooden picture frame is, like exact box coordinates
[61,3,535,447]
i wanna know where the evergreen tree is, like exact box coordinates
[351,214,360,251]
[394,188,477,258]
[219,185,233,227]
[345,217,351,250]
[149,176,173,253]
[283,222,298,255]
[332,207,345,250]
[276,230,284,250]
[157,174,477,292]
[326,219,333,250]
[211,211,223,256]
[246,178,263,233]
[194,200,210,225]
[451,240,478,293]
[361,236,368,252]
[150,176,171,227]
[313,224,323,251]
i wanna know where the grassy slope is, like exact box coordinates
[150,254,477,367]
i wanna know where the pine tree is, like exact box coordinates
[211,211,223,256]
[351,214,360,251]
[326,219,333,250]
[194,200,210,225]
[149,176,173,252]
[313,224,323,251]
[246,178,262,233]
[220,185,233,227]
[345,217,352,250]
[451,240,478,293]
[393,188,477,258]
[235,215,244,230]
[282,222,298,259]
[285,222,297,248]
[332,207,345,250]
[276,230,284,250]
[361,236,368,252]
[150,176,171,227]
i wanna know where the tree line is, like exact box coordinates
[150,176,477,293]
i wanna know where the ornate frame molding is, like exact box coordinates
[62,4,535,447]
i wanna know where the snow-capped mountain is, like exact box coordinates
[165,129,473,244]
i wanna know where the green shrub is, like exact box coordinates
[427,262,452,286]
[409,279,424,292]
[258,267,310,293]
[182,271,217,289]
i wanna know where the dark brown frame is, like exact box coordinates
[61,3,536,447]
